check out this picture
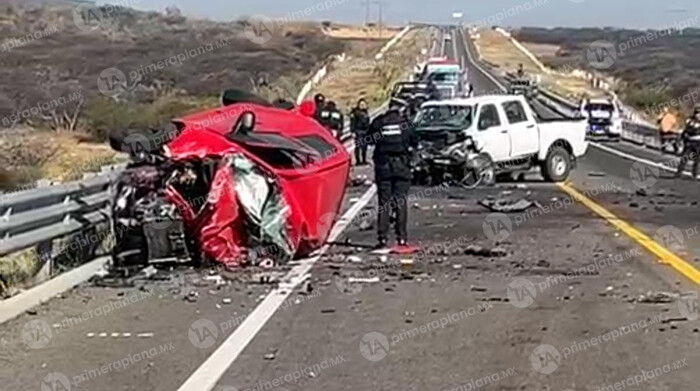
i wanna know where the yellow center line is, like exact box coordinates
[557,182,700,286]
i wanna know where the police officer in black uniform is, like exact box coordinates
[675,106,700,179]
[326,101,345,139]
[350,98,371,165]
[314,93,326,120]
[368,99,418,248]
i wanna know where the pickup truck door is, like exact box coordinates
[502,99,539,157]
[475,103,510,162]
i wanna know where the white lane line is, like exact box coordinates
[589,142,697,178]
[177,184,377,391]
[459,28,506,92]
[179,100,386,390]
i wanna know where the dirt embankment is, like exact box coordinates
[0,3,346,189]
[474,28,608,100]
[312,27,431,112]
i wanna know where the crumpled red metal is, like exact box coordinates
[163,100,350,266]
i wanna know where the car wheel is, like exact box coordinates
[460,156,495,188]
[542,146,571,182]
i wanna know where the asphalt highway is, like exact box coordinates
[1,26,699,391]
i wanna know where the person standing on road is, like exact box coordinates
[350,98,371,165]
[326,101,345,140]
[658,107,682,154]
[675,106,700,179]
[368,99,418,248]
[314,93,326,120]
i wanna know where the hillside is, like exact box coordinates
[0,2,346,188]
[513,26,700,113]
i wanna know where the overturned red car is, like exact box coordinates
[111,91,351,268]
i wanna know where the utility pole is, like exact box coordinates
[361,0,382,38]
[361,0,378,26]
[378,1,383,39]
[366,0,372,26]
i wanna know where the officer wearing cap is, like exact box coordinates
[368,98,418,248]
[676,106,700,179]
[314,93,326,120]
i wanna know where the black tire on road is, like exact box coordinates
[542,146,572,182]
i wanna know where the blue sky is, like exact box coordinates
[102,0,700,29]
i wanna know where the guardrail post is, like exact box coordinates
[34,240,54,284]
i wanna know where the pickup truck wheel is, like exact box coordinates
[542,147,571,182]
[460,156,495,188]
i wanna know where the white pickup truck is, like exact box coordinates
[413,95,588,183]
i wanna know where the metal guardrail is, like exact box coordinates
[0,171,120,257]
[532,87,669,150]
[0,26,435,264]
[0,100,393,260]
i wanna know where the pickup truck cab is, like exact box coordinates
[414,95,588,182]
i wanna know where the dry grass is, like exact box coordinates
[0,130,122,190]
[0,248,40,297]
[313,28,431,111]
[475,29,607,99]
[324,24,400,40]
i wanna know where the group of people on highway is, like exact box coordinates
[313,93,416,249]
[674,106,700,178]
[656,105,700,178]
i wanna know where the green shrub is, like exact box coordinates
[83,96,214,141]
[623,87,672,112]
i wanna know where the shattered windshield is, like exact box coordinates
[429,72,460,83]
[414,105,473,129]
[228,132,322,169]
[584,103,614,112]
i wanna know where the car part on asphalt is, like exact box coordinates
[479,198,542,213]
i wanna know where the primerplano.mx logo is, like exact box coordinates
[40,342,175,390]
[506,248,642,309]
[530,313,665,374]
[359,303,494,362]
[20,291,154,350]
[96,36,234,98]
[1,25,60,52]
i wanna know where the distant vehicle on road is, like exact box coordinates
[507,78,537,99]
[420,58,466,99]
[391,81,440,118]
[579,98,622,140]
[412,95,588,185]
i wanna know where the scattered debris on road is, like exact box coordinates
[479,198,542,213]
[463,245,508,258]
[632,291,678,304]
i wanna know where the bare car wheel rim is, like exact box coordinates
[552,155,567,176]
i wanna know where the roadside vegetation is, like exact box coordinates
[0,1,346,189]
[312,27,431,112]
[0,1,348,293]
[513,26,700,115]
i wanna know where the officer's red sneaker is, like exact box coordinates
[391,241,419,255]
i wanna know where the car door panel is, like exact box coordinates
[474,104,510,162]
[502,100,538,157]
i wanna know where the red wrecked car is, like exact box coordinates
[111,91,351,268]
